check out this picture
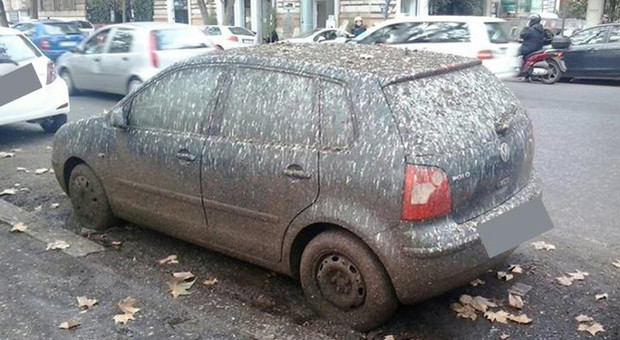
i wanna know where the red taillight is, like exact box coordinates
[149,32,159,68]
[401,165,452,221]
[46,60,57,85]
[477,50,493,60]
[39,39,50,50]
[228,35,239,42]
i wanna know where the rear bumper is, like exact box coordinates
[482,58,520,80]
[0,77,69,126]
[374,172,541,304]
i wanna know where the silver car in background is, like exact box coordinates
[56,22,215,95]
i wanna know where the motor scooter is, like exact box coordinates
[518,49,566,84]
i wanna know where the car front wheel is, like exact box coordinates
[60,70,79,95]
[68,164,116,231]
[300,229,398,331]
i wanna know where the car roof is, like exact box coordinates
[105,22,195,30]
[187,43,479,86]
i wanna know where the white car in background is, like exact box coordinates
[202,25,256,49]
[284,28,352,43]
[352,16,520,79]
[56,22,215,95]
[0,27,69,133]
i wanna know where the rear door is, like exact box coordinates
[200,67,319,263]
[563,26,609,76]
[597,25,620,76]
[98,28,136,94]
[106,65,226,241]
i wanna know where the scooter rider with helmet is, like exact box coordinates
[519,14,545,61]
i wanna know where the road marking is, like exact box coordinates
[0,199,104,257]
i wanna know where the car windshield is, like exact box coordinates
[43,22,82,35]
[295,28,322,39]
[228,27,254,36]
[485,22,510,44]
[153,28,209,50]
[0,34,42,63]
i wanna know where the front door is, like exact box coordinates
[201,67,320,263]
[71,29,112,91]
[98,28,136,94]
[563,25,609,77]
[598,25,620,76]
[106,66,226,242]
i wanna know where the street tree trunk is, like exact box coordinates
[30,0,38,19]
[197,0,209,24]
[221,0,234,25]
[0,0,8,27]
[122,0,127,22]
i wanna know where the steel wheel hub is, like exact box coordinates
[316,253,365,310]
[72,175,98,220]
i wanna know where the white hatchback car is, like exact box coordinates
[352,16,520,79]
[56,22,215,95]
[0,27,69,132]
[284,28,352,43]
[202,25,256,49]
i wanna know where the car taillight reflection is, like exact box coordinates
[228,35,239,42]
[46,60,57,85]
[401,165,452,221]
[149,32,159,68]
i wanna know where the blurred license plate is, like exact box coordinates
[243,39,254,44]
[59,41,78,47]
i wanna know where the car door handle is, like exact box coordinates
[176,150,196,162]
[122,57,128,61]
[282,165,312,179]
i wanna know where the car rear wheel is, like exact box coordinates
[299,230,398,331]
[40,114,67,133]
[541,59,561,84]
[60,70,79,95]
[68,164,116,231]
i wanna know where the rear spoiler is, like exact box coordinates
[383,60,482,87]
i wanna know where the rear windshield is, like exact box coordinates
[228,27,254,36]
[485,22,510,44]
[43,23,82,35]
[0,34,42,63]
[153,28,208,50]
[383,66,520,156]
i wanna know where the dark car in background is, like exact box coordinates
[12,20,85,61]
[561,23,620,79]
[51,44,544,331]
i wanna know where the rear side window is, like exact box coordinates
[220,68,317,146]
[0,35,41,62]
[320,81,354,148]
[154,28,208,50]
[228,27,254,36]
[358,22,470,45]
[43,23,81,35]
[109,29,133,53]
[485,22,510,44]
[129,67,224,133]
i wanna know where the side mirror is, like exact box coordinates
[110,106,128,129]
[70,46,83,54]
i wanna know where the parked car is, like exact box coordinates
[0,27,69,132]
[284,28,352,43]
[56,22,215,96]
[71,20,95,36]
[52,44,543,331]
[202,25,256,49]
[12,20,86,61]
[351,16,521,79]
[559,23,620,79]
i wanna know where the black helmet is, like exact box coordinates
[528,14,541,26]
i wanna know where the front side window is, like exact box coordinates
[129,67,224,134]
[571,27,607,45]
[109,29,134,53]
[83,29,110,54]
[320,81,354,148]
[220,69,317,146]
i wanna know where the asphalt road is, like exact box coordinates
[0,81,618,340]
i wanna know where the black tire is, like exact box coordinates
[68,164,116,231]
[40,114,67,133]
[300,230,398,331]
[541,59,562,84]
[60,69,79,95]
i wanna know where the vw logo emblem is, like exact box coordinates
[500,143,510,162]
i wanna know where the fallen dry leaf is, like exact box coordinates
[202,277,219,286]
[77,296,98,309]
[159,255,179,265]
[10,222,27,233]
[118,297,140,315]
[0,152,15,158]
[578,322,605,336]
[111,241,122,247]
[10,148,22,152]
[508,264,523,274]
[451,303,478,321]
[50,203,60,209]
[595,293,608,301]
[46,240,70,250]
[484,310,510,324]
[0,188,18,196]
[575,314,594,323]
[500,333,510,340]
[459,294,497,313]
[507,313,532,324]
[16,167,29,173]
[383,336,395,340]
[532,241,555,251]
[58,319,80,330]
[556,276,573,286]
[470,278,485,287]
[34,168,49,175]
[172,271,195,281]
[169,278,196,298]
[113,313,135,325]
[508,293,524,309]
[497,271,514,281]
[568,270,589,281]
[613,260,620,268]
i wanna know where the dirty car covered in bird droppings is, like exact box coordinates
[51,43,545,331]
